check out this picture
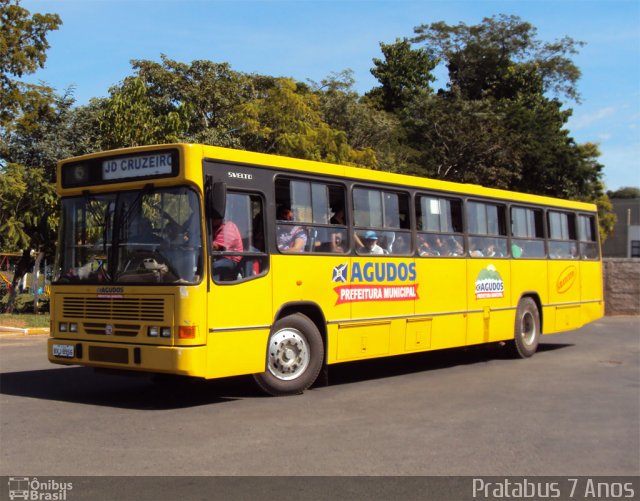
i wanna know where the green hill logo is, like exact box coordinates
[475,265,505,299]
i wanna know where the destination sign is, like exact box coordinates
[102,152,173,181]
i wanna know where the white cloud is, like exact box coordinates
[570,107,616,129]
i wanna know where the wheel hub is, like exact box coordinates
[521,311,536,345]
[267,328,310,381]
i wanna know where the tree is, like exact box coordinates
[402,94,523,186]
[608,187,640,199]
[0,162,57,312]
[237,77,376,166]
[0,0,61,126]
[312,70,405,170]
[367,38,437,113]
[98,76,187,149]
[0,162,28,249]
[0,0,62,312]
[412,14,584,102]
[130,55,253,147]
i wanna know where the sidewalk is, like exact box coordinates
[0,325,49,336]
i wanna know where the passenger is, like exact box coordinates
[511,242,524,258]
[358,231,386,255]
[484,242,498,257]
[276,207,307,252]
[392,234,410,254]
[448,237,464,256]
[315,230,347,253]
[469,242,484,257]
[418,235,440,256]
[330,208,345,225]
[212,216,243,280]
[379,231,396,253]
[332,208,362,249]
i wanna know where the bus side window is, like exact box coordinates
[212,192,267,282]
[416,195,465,258]
[511,206,545,258]
[578,214,599,260]
[548,210,578,259]
[467,201,508,258]
[354,187,411,255]
[275,177,347,254]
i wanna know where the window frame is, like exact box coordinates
[210,190,269,284]
[547,209,578,260]
[352,186,412,256]
[510,205,546,259]
[466,199,509,258]
[275,176,349,255]
[415,193,465,258]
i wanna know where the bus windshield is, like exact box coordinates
[54,186,202,285]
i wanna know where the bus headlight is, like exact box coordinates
[160,327,171,338]
[148,326,159,337]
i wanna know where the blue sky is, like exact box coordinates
[21,0,640,191]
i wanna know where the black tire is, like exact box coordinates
[253,313,324,396]
[511,297,541,358]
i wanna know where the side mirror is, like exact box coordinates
[205,177,226,220]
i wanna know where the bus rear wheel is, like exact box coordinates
[511,297,540,358]
[253,313,324,396]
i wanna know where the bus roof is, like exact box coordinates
[58,143,598,212]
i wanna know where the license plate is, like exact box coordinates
[53,344,74,358]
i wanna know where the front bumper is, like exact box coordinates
[48,338,207,377]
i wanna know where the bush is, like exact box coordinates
[0,293,50,313]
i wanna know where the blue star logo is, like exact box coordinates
[332,263,348,283]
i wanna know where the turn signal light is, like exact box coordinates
[178,326,196,339]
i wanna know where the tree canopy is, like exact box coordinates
[0,0,61,127]
[0,2,625,275]
[608,187,640,199]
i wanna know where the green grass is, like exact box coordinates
[0,313,50,329]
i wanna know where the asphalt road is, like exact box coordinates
[1,317,638,480]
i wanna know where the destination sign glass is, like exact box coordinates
[60,149,179,188]
[102,152,173,181]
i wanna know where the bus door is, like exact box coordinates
[204,165,272,378]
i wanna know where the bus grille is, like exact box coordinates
[63,297,165,322]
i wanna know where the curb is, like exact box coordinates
[0,326,49,336]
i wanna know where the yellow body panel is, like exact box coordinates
[205,328,270,378]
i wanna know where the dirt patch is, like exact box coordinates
[0,317,27,328]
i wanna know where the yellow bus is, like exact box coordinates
[48,143,604,395]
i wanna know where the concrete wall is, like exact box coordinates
[602,198,640,258]
[603,258,640,315]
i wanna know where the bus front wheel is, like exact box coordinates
[512,297,540,358]
[253,313,324,396]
